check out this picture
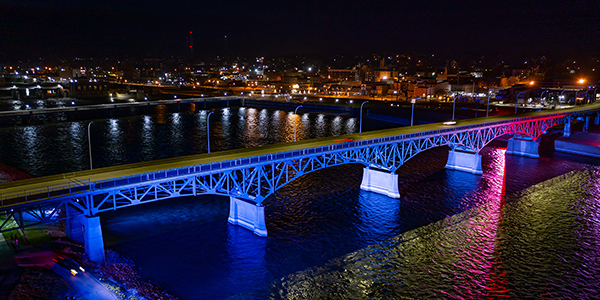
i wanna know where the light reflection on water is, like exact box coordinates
[2,105,600,299]
[96,148,600,299]
[0,106,382,177]
[99,146,600,300]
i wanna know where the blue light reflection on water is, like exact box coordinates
[100,146,600,299]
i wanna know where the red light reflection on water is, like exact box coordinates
[485,148,510,297]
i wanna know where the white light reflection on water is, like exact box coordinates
[141,116,154,159]
[331,116,342,136]
[104,118,126,165]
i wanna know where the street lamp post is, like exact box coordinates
[486,95,491,117]
[560,90,568,108]
[540,90,548,111]
[207,111,214,153]
[410,99,416,126]
[294,105,303,141]
[87,121,93,170]
[452,95,461,120]
[474,96,479,118]
[515,91,526,114]
[360,101,369,133]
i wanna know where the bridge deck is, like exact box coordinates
[0,103,598,208]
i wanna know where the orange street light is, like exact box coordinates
[529,81,535,86]
[578,78,586,84]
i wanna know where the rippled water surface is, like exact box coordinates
[0,106,392,177]
[100,145,600,299]
[2,104,600,299]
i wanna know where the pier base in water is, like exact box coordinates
[445,149,483,175]
[506,136,540,158]
[360,168,400,198]
[228,197,268,237]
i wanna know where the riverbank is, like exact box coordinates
[2,223,179,299]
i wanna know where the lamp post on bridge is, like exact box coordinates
[294,105,303,142]
[540,90,549,111]
[88,121,93,170]
[360,101,369,133]
[515,91,526,114]
[452,95,461,120]
[207,111,214,153]
[410,99,416,126]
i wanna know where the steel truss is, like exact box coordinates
[1,108,598,232]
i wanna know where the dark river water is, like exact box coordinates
[1,104,600,299]
[0,105,391,177]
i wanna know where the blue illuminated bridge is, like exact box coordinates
[1,104,599,262]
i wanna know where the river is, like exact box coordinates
[1,105,599,299]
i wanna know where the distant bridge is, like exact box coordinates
[1,103,599,262]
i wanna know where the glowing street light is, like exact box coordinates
[452,95,461,120]
[360,101,369,133]
[88,121,94,170]
[515,91,526,114]
[207,111,214,153]
[294,105,303,142]
[410,99,416,126]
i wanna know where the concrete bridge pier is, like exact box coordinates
[66,206,105,263]
[595,112,599,126]
[563,118,572,137]
[583,116,590,133]
[228,197,268,237]
[445,149,483,175]
[360,168,401,198]
[506,136,540,158]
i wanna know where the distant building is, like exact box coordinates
[327,69,359,81]
[70,78,110,99]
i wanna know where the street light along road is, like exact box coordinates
[360,101,369,133]
[207,111,214,153]
[294,105,303,142]
[88,121,94,170]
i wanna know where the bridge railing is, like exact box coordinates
[0,179,91,207]
[1,105,597,205]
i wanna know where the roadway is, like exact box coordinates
[1,103,599,208]
[0,96,240,117]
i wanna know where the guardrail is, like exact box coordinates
[0,179,91,207]
[1,105,598,207]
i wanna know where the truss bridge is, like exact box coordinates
[1,104,599,262]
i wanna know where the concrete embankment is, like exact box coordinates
[555,132,600,158]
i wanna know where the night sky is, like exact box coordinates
[1,0,599,60]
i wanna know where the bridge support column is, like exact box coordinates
[506,136,540,158]
[228,197,268,237]
[595,112,599,126]
[445,149,483,175]
[360,168,400,198]
[67,211,105,263]
[563,118,572,137]
[583,116,590,133]
[66,205,83,243]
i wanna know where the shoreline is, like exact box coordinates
[3,223,180,299]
